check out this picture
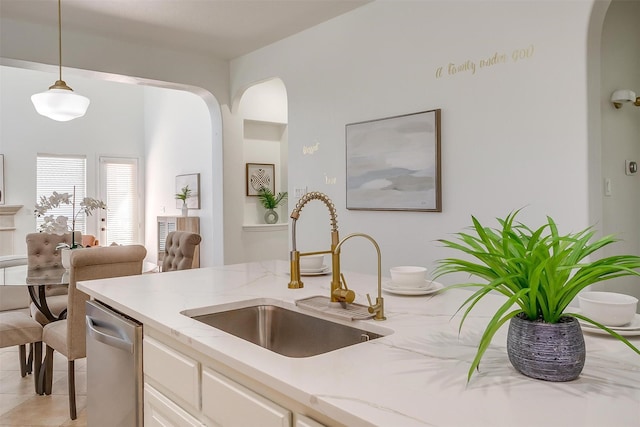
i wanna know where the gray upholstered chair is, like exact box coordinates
[42,244,147,420]
[26,232,79,325]
[0,311,43,392]
[161,231,202,272]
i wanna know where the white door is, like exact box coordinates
[99,157,140,245]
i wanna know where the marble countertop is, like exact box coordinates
[77,260,640,427]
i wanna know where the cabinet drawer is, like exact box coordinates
[145,384,204,427]
[144,336,200,409]
[202,367,291,427]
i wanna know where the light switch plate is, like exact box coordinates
[625,160,638,176]
[294,187,308,199]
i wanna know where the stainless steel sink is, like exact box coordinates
[188,303,387,357]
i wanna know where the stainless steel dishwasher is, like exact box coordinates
[86,300,143,427]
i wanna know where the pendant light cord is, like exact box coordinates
[57,0,62,82]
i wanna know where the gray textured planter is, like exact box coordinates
[264,209,279,224]
[507,313,585,382]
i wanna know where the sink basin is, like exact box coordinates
[186,301,388,358]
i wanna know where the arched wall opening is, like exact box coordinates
[588,0,640,303]
[0,58,224,266]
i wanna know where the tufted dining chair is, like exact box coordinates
[25,232,80,325]
[42,244,147,420]
[0,311,44,393]
[161,231,202,272]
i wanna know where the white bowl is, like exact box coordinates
[390,266,427,288]
[299,255,324,271]
[578,291,638,327]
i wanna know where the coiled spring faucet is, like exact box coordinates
[288,192,355,304]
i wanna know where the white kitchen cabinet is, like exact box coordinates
[201,367,291,427]
[143,329,333,426]
[294,414,326,427]
[143,336,200,411]
[145,384,204,427]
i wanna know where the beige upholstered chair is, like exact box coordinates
[161,231,202,272]
[42,244,147,420]
[0,311,43,392]
[26,232,79,325]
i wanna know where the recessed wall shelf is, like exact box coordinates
[242,224,288,232]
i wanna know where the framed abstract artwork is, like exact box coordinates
[246,163,275,196]
[175,173,201,209]
[346,109,441,212]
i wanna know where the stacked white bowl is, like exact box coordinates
[389,266,428,288]
[578,291,638,327]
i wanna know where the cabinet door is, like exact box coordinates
[202,367,291,427]
[294,414,326,427]
[144,336,200,410]
[145,385,204,427]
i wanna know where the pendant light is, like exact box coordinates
[31,0,90,122]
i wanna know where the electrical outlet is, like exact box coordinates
[625,160,638,176]
[294,187,308,199]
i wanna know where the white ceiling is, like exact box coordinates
[0,0,371,60]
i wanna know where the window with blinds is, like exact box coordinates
[100,157,139,245]
[36,154,87,232]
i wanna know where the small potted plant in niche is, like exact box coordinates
[175,185,192,216]
[433,209,640,382]
[257,187,288,224]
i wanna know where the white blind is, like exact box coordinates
[36,154,87,232]
[101,157,138,245]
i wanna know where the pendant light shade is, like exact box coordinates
[32,82,90,122]
[31,0,90,121]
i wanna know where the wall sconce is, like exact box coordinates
[610,89,640,109]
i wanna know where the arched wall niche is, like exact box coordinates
[234,77,290,263]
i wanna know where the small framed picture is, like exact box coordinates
[175,173,201,209]
[246,163,275,196]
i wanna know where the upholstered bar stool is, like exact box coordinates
[0,311,44,393]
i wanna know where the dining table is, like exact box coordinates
[1,264,69,322]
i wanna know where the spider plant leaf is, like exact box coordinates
[567,312,640,356]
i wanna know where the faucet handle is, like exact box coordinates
[331,273,355,303]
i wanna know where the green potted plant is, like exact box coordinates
[257,187,287,224]
[434,209,640,382]
[175,185,192,216]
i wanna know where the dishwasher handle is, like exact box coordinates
[86,316,134,353]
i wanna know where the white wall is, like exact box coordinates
[144,86,215,266]
[0,66,145,253]
[597,0,640,300]
[230,1,602,280]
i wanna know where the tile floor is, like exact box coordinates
[0,346,87,426]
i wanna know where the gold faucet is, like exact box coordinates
[333,233,386,321]
[288,192,355,304]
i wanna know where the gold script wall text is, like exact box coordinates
[435,44,535,79]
